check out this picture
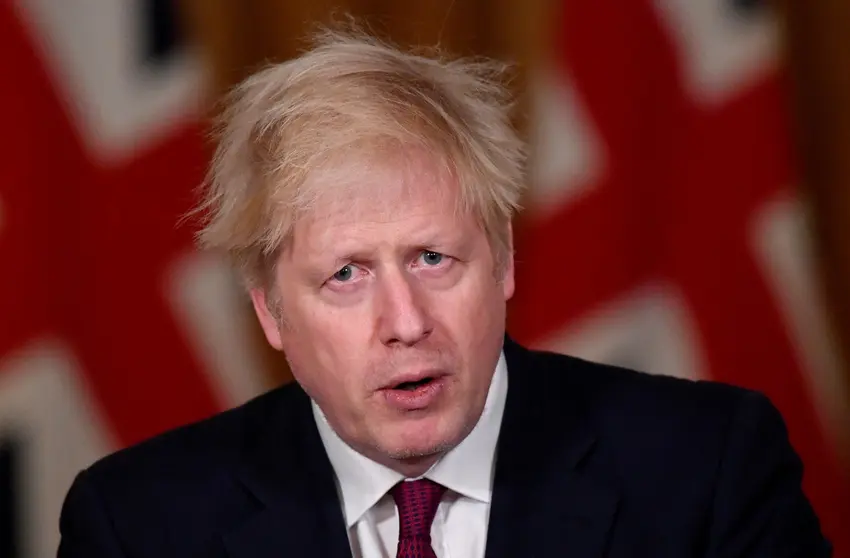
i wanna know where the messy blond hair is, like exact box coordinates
[195,23,527,290]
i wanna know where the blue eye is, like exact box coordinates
[422,251,443,266]
[333,265,354,281]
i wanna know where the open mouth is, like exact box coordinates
[382,374,446,409]
[392,376,436,391]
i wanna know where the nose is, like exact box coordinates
[377,269,432,347]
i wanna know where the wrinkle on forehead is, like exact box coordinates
[297,145,463,228]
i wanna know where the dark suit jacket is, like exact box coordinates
[57,338,831,557]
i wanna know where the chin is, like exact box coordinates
[382,415,468,461]
[386,443,448,462]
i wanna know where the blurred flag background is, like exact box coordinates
[0,0,848,556]
[511,0,850,552]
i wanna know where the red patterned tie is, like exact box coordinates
[391,479,447,558]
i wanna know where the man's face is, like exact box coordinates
[251,150,514,473]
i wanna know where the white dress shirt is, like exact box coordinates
[312,352,508,558]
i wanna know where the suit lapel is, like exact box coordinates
[222,387,352,558]
[485,338,620,558]
[217,338,619,558]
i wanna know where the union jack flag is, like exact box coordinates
[1,0,847,556]
[511,0,850,554]
[0,1,268,555]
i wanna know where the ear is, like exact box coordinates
[249,288,284,351]
[501,223,516,301]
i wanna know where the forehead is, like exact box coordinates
[299,148,467,228]
[278,147,485,269]
[306,147,456,213]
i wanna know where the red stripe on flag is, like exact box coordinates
[0,2,221,447]
[511,0,850,551]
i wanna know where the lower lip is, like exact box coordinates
[382,377,447,411]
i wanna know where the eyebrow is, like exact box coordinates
[303,223,471,271]
[324,250,375,270]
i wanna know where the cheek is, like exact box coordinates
[280,300,373,379]
[435,275,505,340]
[280,330,358,411]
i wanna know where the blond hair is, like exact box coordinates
[195,24,527,290]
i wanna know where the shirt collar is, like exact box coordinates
[312,350,508,528]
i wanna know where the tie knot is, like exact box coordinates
[391,479,447,539]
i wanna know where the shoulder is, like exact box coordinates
[75,381,307,506]
[58,382,310,554]
[513,340,763,424]
[507,340,784,467]
[504,345,829,554]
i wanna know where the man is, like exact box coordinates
[57,26,831,558]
